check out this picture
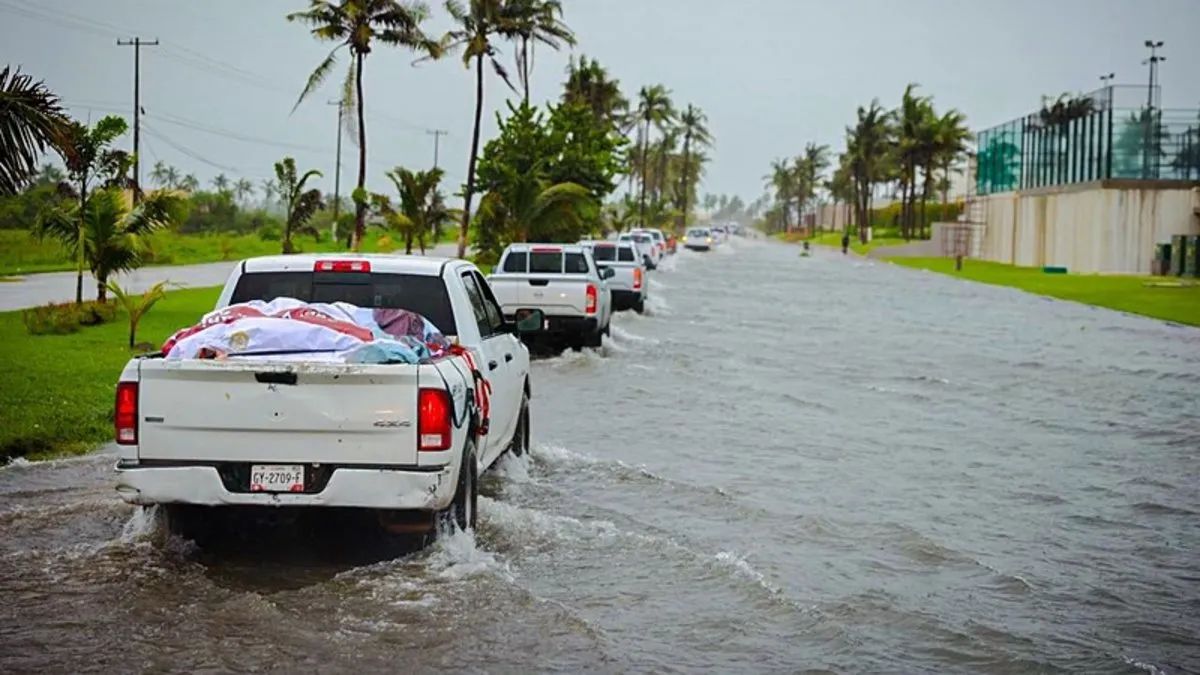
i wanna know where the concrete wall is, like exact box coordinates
[977,181,1200,274]
[867,222,986,259]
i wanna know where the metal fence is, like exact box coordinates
[975,84,1200,195]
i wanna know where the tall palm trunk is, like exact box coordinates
[75,179,86,304]
[352,52,367,253]
[637,121,650,227]
[678,134,692,232]
[458,53,486,259]
[520,38,531,106]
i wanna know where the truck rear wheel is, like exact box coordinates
[584,328,604,348]
[160,504,215,547]
[437,442,478,534]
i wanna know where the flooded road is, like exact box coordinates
[2,238,1199,674]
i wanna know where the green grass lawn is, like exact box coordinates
[806,231,909,255]
[0,286,224,461]
[0,227,464,277]
[887,257,1200,327]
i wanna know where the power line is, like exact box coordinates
[141,124,244,175]
[0,0,441,136]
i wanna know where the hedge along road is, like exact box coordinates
[0,242,461,312]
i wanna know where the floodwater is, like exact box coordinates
[2,237,1198,674]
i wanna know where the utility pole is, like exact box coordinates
[328,99,344,243]
[426,129,448,168]
[1099,72,1115,86]
[117,37,159,203]
[1142,40,1165,179]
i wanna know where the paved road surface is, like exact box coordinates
[3,238,1197,674]
[0,243,460,312]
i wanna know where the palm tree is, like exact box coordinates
[764,158,794,232]
[179,174,200,192]
[504,0,574,106]
[211,173,231,194]
[845,99,895,243]
[233,177,255,205]
[57,115,130,303]
[288,0,442,252]
[107,279,173,349]
[674,104,712,230]
[476,158,590,245]
[0,65,72,196]
[35,187,180,301]
[441,0,518,259]
[259,178,279,209]
[382,165,458,253]
[274,157,324,254]
[632,84,674,227]
[149,160,170,187]
[562,55,628,129]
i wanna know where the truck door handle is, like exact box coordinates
[488,360,498,371]
[504,353,513,362]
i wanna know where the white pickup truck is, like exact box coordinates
[487,243,614,349]
[618,231,660,270]
[113,253,541,545]
[579,239,648,313]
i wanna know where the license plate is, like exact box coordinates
[543,318,550,330]
[249,464,305,493]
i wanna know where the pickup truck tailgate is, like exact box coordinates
[497,274,592,315]
[135,359,424,465]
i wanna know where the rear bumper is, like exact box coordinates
[507,314,598,335]
[684,244,711,251]
[114,463,457,510]
[611,289,645,310]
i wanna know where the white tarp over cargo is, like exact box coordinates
[160,297,451,364]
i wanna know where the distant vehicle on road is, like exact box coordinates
[682,227,713,252]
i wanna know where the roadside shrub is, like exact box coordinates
[375,235,398,253]
[258,222,283,241]
[218,236,237,260]
[21,300,118,335]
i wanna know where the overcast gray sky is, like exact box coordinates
[4,0,1198,205]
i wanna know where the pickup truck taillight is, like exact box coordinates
[417,388,452,451]
[633,268,643,290]
[585,284,597,314]
[115,382,138,445]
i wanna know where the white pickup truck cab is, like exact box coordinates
[113,253,541,545]
[488,243,614,350]
[579,239,648,313]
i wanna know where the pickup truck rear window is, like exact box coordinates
[617,247,636,262]
[590,245,617,262]
[229,271,457,335]
[505,250,591,274]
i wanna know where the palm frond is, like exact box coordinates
[0,65,72,195]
